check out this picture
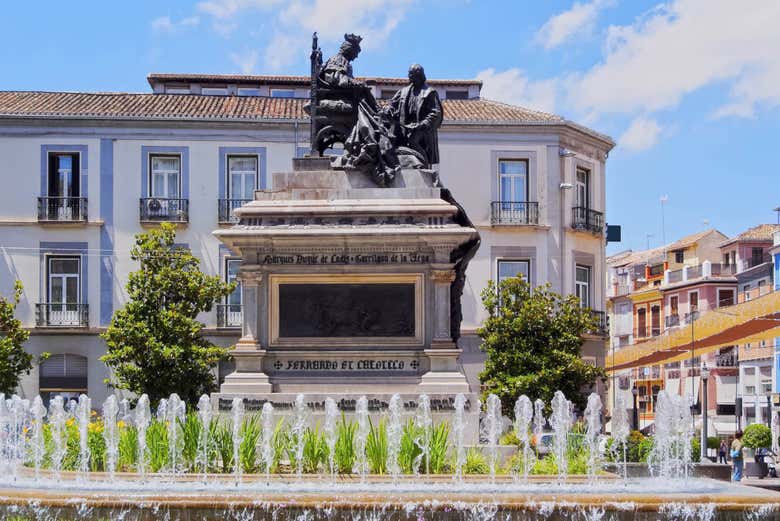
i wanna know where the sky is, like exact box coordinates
[1,0,779,254]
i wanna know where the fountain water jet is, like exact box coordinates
[76,394,91,477]
[166,394,185,475]
[551,391,572,481]
[414,394,432,475]
[611,394,630,479]
[484,394,502,480]
[514,395,534,480]
[231,397,244,484]
[353,396,369,480]
[29,396,46,479]
[386,393,403,480]
[134,394,151,480]
[452,393,467,481]
[196,394,212,480]
[47,396,67,481]
[260,402,274,480]
[291,394,307,478]
[102,396,120,478]
[584,392,603,479]
[324,397,338,479]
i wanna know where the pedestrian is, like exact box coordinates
[731,430,745,482]
[719,439,727,464]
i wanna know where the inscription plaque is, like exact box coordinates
[278,283,415,337]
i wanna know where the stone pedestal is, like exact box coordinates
[212,162,479,435]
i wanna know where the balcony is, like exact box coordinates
[216,304,242,328]
[218,199,251,224]
[571,207,604,235]
[140,198,189,223]
[37,197,87,223]
[35,303,88,327]
[716,353,737,367]
[588,310,608,336]
[665,314,680,328]
[490,201,539,225]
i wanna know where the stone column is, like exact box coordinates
[419,264,470,393]
[220,265,272,394]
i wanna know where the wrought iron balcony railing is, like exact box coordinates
[218,199,251,224]
[35,303,88,327]
[571,206,604,234]
[490,201,539,225]
[139,198,189,223]
[37,197,87,222]
[216,304,243,328]
[588,310,608,336]
[665,314,680,328]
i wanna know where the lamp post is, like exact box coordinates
[701,363,710,462]
[632,385,639,431]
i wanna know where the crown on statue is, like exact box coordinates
[344,33,363,50]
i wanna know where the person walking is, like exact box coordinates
[719,439,728,464]
[731,431,745,482]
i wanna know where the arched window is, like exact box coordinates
[39,354,87,405]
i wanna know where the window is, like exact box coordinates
[270,89,295,98]
[575,167,590,209]
[758,280,767,294]
[227,155,257,200]
[637,308,647,338]
[689,291,699,313]
[751,247,764,267]
[670,295,679,316]
[498,159,528,203]
[718,288,735,307]
[202,87,228,96]
[165,84,190,94]
[223,258,242,328]
[39,354,88,406]
[651,305,661,336]
[575,265,590,308]
[445,90,468,100]
[674,250,684,264]
[743,284,752,301]
[497,260,530,284]
[150,155,181,199]
[237,88,261,97]
[48,153,80,198]
[47,256,81,325]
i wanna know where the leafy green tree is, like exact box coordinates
[101,223,235,404]
[477,276,606,414]
[0,281,32,395]
[743,424,772,449]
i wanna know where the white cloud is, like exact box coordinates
[535,0,614,50]
[476,68,558,114]
[230,50,260,74]
[569,0,780,118]
[151,15,200,32]
[197,0,282,19]
[618,116,662,151]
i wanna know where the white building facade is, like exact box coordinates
[0,74,613,405]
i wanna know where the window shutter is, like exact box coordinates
[48,154,57,196]
[71,154,80,196]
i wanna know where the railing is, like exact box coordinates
[667,269,682,283]
[490,201,539,225]
[218,199,251,224]
[571,207,604,234]
[687,265,702,279]
[651,326,661,337]
[747,253,771,269]
[710,263,736,276]
[588,310,608,335]
[716,354,737,367]
[665,314,680,328]
[139,198,189,223]
[613,283,630,297]
[37,197,87,222]
[35,303,88,327]
[648,263,665,277]
[216,304,242,328]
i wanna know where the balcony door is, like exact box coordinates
[498,160,528,221]
[150,155,181,199]
[575,167,589,209]
[47,153,80,219]
[225,258,242,327]
[47,257,80,326]
[575,265,591,309]
[228,156,257,201]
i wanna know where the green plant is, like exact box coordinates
[399,419,422,473]
[464,447,488,474]
[214,421,233,473]
[691,437,701,463]
[301,426,327,473]
[477,275,606,414]
[744,424,772,449]
[365,418,388,474]
[146,420,169,473]
[118,425,138,471]
[0,281,32,395]
[180,413,202,471]
[87,421,106,472]
[101,223,234,404]
[707,436,720,450]
[499,431,519,446]
[426,422,450,474]
[637,436,654,462]
[269,419,288,473]
[239,415,262,473]
[333,415,357,474]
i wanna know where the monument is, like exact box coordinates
[213,34,480,423]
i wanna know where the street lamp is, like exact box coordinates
[632,385,639,431]
[701,363,710,462]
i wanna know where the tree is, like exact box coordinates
[477,276,606,414]
[0,281,32,395]
[101,223,235,404]
[743,424,772,449]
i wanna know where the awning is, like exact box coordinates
[713,421,737,435]
[666,378,680,395]
[716,375,737,404]
[682,376,700,404]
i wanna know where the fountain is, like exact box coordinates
[0,390,776,520]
